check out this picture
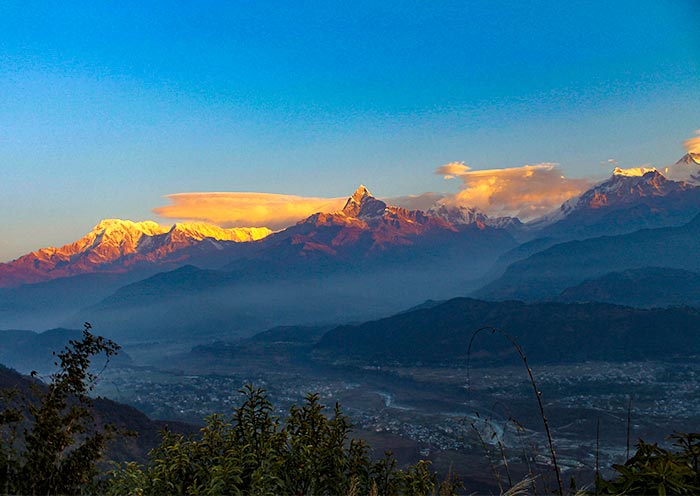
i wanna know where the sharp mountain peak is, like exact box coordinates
[341,185,387,218]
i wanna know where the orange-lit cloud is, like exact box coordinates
[154,192,346,230]
[436,162,593,220]
[684,130,700,154]
[436,161,471,179]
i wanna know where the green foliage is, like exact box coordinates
[597,433,700,495]
[0,322,120,495]
[108,385,462,496]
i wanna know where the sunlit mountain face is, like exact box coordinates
[214,185,518,283]
[529,161,700,240]
[0,220,271,288]
[5,155,700,292]
[254,185,459,255]
[1,185,514,290]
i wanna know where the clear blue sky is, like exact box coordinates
[1,1,699,261]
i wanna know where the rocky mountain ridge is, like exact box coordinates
[0,220,271,287]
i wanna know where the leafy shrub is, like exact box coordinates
[598,433,700,495]
[107,385,462,496]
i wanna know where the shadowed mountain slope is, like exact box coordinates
[0,364,194,464]
[315,297,700,366]
[475,213,700,301]
[555,267,700,308]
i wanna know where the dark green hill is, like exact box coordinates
[249,325,329,343]
[555,267,700,308]
[315,297,700,366]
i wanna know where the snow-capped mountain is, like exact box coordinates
[662,152,700,185]
[264,185,460,255]
[568,168,691,209]
[0,220,271,287]
[231,185,518,268]
[532,165,700,239]
[427,204,488,226]
[427,204,524,234]
[83,186,518,341]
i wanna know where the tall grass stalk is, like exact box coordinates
[503,475,538,496]
[626,396,632,461]
[595,416,600,495]
[471,419,503,493]
[467,326,564,495]
[511,416,538,495]
[497,437,513,489]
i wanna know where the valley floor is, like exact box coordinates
[94,344,700,492]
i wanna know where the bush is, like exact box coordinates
[107,385,462,496]
[597,433,700,495]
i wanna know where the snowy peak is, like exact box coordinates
[428,204,523,232]
[36,219,170,265]
[428,204,488,226]
[532,163,700,239]
[572,169,686,210]
[675,153,700,166]
[663,153,700,185]
[92,219,166,235]
[289,186,460,254]
[348,184,372,205]
[342,185,387,219]
[168,223,271,243]
[0,219,272,287]
[612,167,657,177]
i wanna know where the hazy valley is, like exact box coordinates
[3,157,700,491]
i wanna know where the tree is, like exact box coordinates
[0,322,120,495]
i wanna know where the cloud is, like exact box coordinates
[684,130,700,154]
[435,162,593,221]
[387,192,446,211]
[436,161,471,179]
[154,192,346,230]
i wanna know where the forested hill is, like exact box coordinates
[315,298,700,365]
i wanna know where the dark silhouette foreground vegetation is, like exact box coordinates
[0,326,698,495]
[108,385,462,495]
[0,323,120,495]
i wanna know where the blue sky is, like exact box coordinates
[1,1,699,261]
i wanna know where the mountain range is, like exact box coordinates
[0,219,271,288]
[77,186,518,342]
[3,151,700,345]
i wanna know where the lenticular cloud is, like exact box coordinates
[154,192,346,230]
